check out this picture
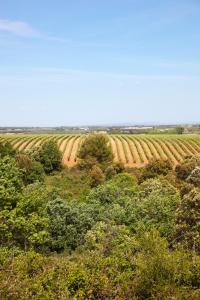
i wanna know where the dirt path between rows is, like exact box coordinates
[143,139,160,160]
[140,139,153,161]
[128,138,144,167]
[166,141,182,162]
[13,140,23,150]
[133,138,148,165]
[177,139,197,156]
[115,137,127,164]
[189,141,200,153]
[170,141,186,158]
[68,137,80,167]
[158,140,178,165]
[18,140,31,151]
[24,138,38,150]
[110,137,118,162]
[150,140,168,161]
[62,137,75,165]
[122,138,135,166]
[59,137,69,153]
[57,137,66,148]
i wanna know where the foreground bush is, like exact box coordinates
[0,141,16,158]
[139,158,173,183]
[37,140,62,174]
[176,188,200,253]
[1,149,200,299]
[175,155,200,181]
[16,153,45,184]
[0,230,199,299]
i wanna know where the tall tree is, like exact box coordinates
[78,134,114,165]
[37,141,62,174]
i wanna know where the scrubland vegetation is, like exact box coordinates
[0,134,200,299]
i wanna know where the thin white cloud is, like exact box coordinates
[0,19,73,45]
[0,19,116,48]
[0,19,41,37]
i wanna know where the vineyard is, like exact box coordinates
[1,134,200,167]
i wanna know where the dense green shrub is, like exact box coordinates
[104,165,117,179]
[16,153,45,184]
[0,156,23,209]
[78,134,114,165]
[175,126,184,134]
[89,165,105,187]
[0,141,16,158]
[186,167,200,187]
[37,141,62,174]
[1,183,50,251]
[176,189,200,253]
[78,156,98,170]
[47,197,97,251]
[175,155,200,181]
[1,230,200,299]
[139,158,173,183]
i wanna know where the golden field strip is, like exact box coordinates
[1,134,200,167]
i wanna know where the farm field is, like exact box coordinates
[1,134,200,167]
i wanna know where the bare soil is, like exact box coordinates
[68,137,81,167]
[110,137,118,162]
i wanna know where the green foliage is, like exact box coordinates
[1,183,50,251]
[16,153,45,184]
[179,182,194,198]
[186,167,200,187]
[78,156,98,170]
[112,161,125,173]
[0,141,16,158]
[1,230,200,299]
[78,134,114,165]
[46,197,70,251]
[176,126,184,134]
[105,162,125,180]
[136,179,179,239]
[104,165,117,179]
[175,155,200,181]
[111,172,137,188]
[86,174,136,205]
[37,141,62,174]
[176,189,200,253]
[47,197,96,251]
[139,158,173,183]
[27,161,45,183]
[0,156,23,210]
[131,230,199,299]
[89,165,105,187]
[45,168,91,201]
[1,145,200,298]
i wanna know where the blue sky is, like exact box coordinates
[0,0,200,126]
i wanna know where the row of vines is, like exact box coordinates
[0,134,84,167]
[1,134,200,167]
[110,135,200,166]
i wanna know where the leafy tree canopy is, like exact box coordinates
[176,188,200,253]
[16,153,45,184]
[36,140,62,174]
[0,156,23,209]
[78,134,114,165]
